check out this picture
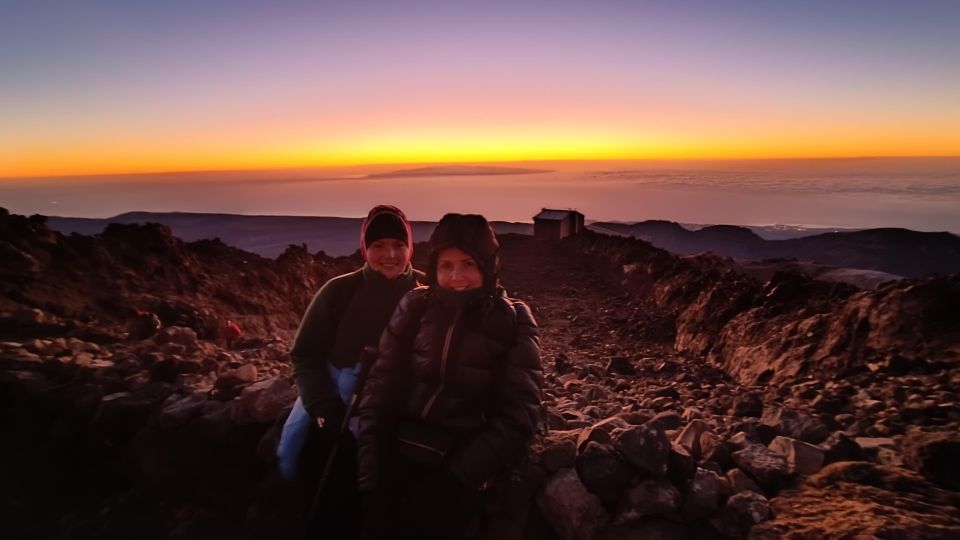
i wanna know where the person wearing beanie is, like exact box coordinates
[286,205,424,539]
[357,213,543,540]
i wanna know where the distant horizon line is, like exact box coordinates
[33,209,960,236]
[4,154,959,181]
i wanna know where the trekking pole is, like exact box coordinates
[301,346,379,540]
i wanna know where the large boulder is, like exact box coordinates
[234,377,296,424]
[537,468,610,540]
[576,442,633,504]
[674,419,711,459]
[768,436,825,476]
[760,407,829,444]
[214,364,258,399]
[616,421,670,478]
[682,467,723,519]
[731,444,789,489]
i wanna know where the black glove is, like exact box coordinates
[312,399,347,431]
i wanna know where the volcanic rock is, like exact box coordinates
[709,491,771,539]
[606,356,635,375]
[157,392,208,429]
[729,392,764,418]
[726,468,762,495]
[682,467,724,519]
[853,437,900,466]
[668,442,697,484]
[614,479,682,524]
[674,419,711,458]
[751,462,960,539]
[818,431,866,464]
[731,444,790,489]
[768,436,825,476]
[535,431,579,474]
[901,430,960,491]
[235,377,297,424]
[154,326,199,352]
[615,421,670,478]
[699,431,730,467]
[537,468,610,540]
[725,431,756,452]
[760,406,829,444]
[650,410,682,430]
[215,364,258,393]
[576,441,633,504]
[577,416,631,451]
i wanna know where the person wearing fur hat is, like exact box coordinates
[357,213,543,540]
[285,205,424,538]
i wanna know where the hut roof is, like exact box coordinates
[533,209,581,221]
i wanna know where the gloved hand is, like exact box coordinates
[310,399,347,432]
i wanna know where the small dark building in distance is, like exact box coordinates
[533,208,585,241]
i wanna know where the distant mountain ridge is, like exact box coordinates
[47,212,533,258]
[589,220,865,241]
[365,165,551,178]
[44,211,960,278]
[592,220,960,278]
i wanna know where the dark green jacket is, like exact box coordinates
[290,264,424,418]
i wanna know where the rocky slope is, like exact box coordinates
[1,208,958,539]
[593,220,960,278]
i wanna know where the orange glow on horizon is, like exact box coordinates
[5,130,960,179]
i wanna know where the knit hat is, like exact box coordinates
[361,205,412,256]
[427,213,500,291]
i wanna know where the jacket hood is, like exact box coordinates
[427,213,500,292]
[359,205,414,263]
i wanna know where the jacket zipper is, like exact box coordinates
[397,437,448,458]
[420,308,461,419]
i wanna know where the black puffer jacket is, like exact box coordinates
[357,285,542,491]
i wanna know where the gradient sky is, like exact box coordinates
[2,0,959,177]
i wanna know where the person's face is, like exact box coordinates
[436,247,483,291]
[365,238,409,280]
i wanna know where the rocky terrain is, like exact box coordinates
[2,207,959,539]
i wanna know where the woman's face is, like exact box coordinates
[436,247,483,291]
[366,238,409,280]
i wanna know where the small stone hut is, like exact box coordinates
[533,209,585,241]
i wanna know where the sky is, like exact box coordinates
[1,0,960,178]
